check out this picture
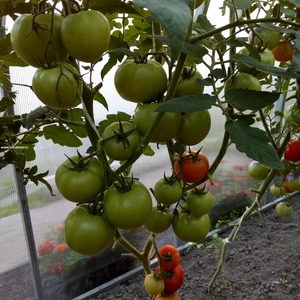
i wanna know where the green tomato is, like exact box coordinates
[103,180,152,229]
[248,27,281,50]
[247,161,270,181]
[65,206,116,255]
[172,212,211,242]
[284,104,300,129]
[175,69,204,96]
[55,156,105,203]
[32,63,82,109]
[175,110,211,146]
[226,73,261,111]
[101,121,142,161]
[61,10,110,62]
[134,103,182,143]
[114,60,168,103]
[154,177,183,205]
[275,202,294,217]
[238,47,275,79]
[10,13,67,67]
[186,191,214,216]
[269,185,286,196]
[144,206,172,233]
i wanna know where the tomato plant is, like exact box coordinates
[154,176,183,205]
[55,156,105,203]
[144,273,165,295]
[269,184,286,196]
[32,63,83,109]
[272,40,294,62]
[158,245,181,271]
[247,161,270,181]
[155,293,181,300]
[172,212,211,242]
[238,47,275,79]
[134,103,182,143]
[103,180,152,229]
[61,10,110,62]
[156,264,184,294]
[248,27,281,50]
[10,13,67,67]
[64,205,116,255]
[114,59,168,103]
[275,202,294,217]
[144,206,172,233]
[284,104,300,128]
[284,140,300,162]
[101,121,142,161]
[174,110,211,146]
[186,190,214,216]
[4,0,300,298]
[174,149,209,183]
[174,67,204,96]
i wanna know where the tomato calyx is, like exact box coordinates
[113,175,135,193]
[63,152,94,172]
[181,65,197,80]
[181,147,204,162]
[101,120,137,149]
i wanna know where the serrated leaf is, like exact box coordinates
[133,0,192,64]
[1,52,28,67]
[156,94,217,113]
[225,89,280,110]
[225,117,282,169]
[182,42,209,60]
[231,54,300,78]
[43,125,82,147]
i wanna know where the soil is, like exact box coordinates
[92,193,300,300]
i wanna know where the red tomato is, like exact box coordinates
[156,265,184,294]
[158,245,181,271]
[272,41,293,62]
[174,149,209,183]
[284,140,300,162]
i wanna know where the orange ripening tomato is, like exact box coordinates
[272,41,293,62]
[155,293,181,300]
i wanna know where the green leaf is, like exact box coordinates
[94,92,108,110]
[133,0,192,64]
[225,117,282,169]
[225,89,280,110]
[182,42,209,60]
[284,0,300,8]
[1,52,28,67]
[43,125,82,147]
[0,34,12,56]
[143,144,155,156]
[231,54,300,78]
[0,97,14,112]
[230,0,252,10]
[62,108,88,138]
[156,94,217,113]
